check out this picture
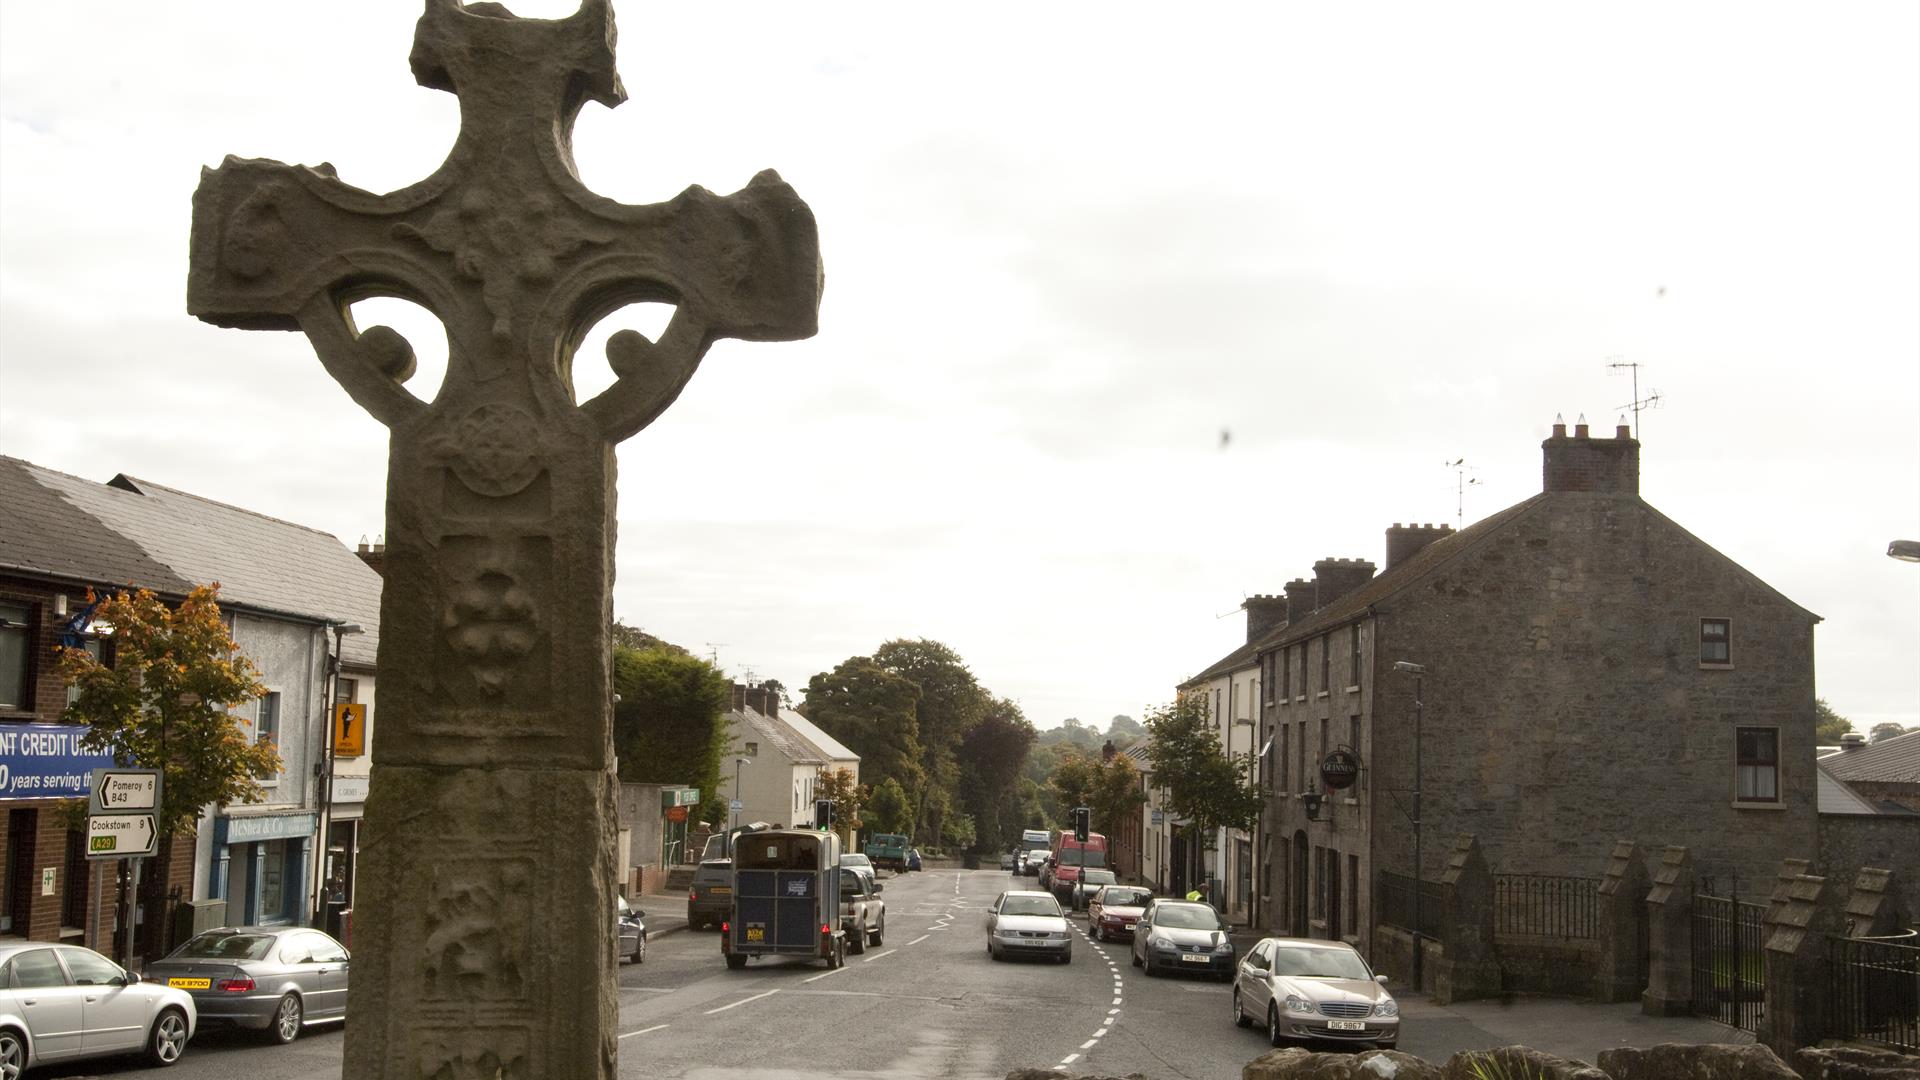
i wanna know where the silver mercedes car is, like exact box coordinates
[1232,937,1400,1048]
[0,942,195,1071]
[145,926,348,1044]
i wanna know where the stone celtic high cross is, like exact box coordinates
[187,2,820,1076]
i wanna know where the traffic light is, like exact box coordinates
[814,798,834,831]
[1073,806,1089,842]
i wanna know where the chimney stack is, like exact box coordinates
[355,536,387,577]
[1840,732,1867,751]
[1282,578,1315,622]
[1312,557,1377,608]
[1542,413,1640,495]
[1385,522,1455,569]
[1243,594,1289,643]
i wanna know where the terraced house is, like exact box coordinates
[1247,421,1822,965]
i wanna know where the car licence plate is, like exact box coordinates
[745,926,764,942]
[1327,1019,1366,1031]
[1180,953,1210,963]
[710,885,731,894]
[168,978,211,990]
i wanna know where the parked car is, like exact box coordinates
[985,890,1072,963]
[1233,937,1399,1049]
[863,832,910,872]
[1023,849,1051,879]
[839,867,887,953]
[999,850,1019,871]
[687,859,734,930]
[1066,868,1118,910]
[617,893,648,964]
[840,852,878,886]
[0,943,195,1070]
[147,925,350,1043]
[907,848,923,872]
[1088,884,1153,940]
[1130,899,1236,980]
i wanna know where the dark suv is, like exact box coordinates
[687,860,734,930]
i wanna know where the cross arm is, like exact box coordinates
[574,169,822,443]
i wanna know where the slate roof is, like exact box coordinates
[778,708,858,764]
[1820,730,1920,785]
[729,707,827,767]
[0,456,192,594]
[1,458,382,668]
[1177,637,1262,691]
[1815,762,1881,815]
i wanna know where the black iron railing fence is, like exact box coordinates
[1828,933,1919,1051]
[1493,873,1600,940]
[1376,870,1446,943]
[1692,888,1766,1033]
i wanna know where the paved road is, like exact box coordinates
[28,868,1749,1079]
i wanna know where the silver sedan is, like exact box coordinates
[145,926,348,1044]
[985,890,1073,963]
[1232,937,1400,1048]
[0,943,195,1072]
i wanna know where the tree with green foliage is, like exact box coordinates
[612,645,731,824]
[872,639,990,846]
[942,812,976,851]
[1869,721,1913,744]
[802,657,926,797]
[1046,750,1146,841]
[58,585,278,839]
[814,767,865,845]
[955,697,1037,854]
[1106,714,1144,743]
[867,777,914,835]
[1142,695,1263,855]
[1814,698,1852,743]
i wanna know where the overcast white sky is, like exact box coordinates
[2,2,1915,733]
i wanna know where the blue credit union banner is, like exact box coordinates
[0,723,119,801]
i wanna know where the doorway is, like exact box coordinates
[1290,830,1308,937]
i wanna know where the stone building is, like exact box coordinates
[1174,624,1265,919]
[0,456,381,955]
[1253,421,1821,954]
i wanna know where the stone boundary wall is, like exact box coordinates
[1815,814,1920,923]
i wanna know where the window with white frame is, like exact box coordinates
[1700,618,1731,665]
[1735,727,1778,802]
[255,691,281,780]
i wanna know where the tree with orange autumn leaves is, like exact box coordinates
[58,585,280,837]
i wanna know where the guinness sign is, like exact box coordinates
[1320,747,1361,791]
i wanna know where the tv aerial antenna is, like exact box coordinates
[704,642,727,667]
[1445,458,1482,528]
[1606,357,1662,438]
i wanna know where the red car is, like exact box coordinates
[1088,885,1154,942]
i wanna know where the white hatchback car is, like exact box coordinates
[0,942,197,1072]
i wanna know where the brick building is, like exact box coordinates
[0,455,381,958]
[1253,421,1821,954]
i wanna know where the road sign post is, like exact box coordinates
[87,768,162,859]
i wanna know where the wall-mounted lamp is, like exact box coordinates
[1301,789,1324,820]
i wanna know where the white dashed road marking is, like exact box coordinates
[801,966,847,984]
[861,948,897,964]
[618,1023,668,1040]
[704,988,779,1014]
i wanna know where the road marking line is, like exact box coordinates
[1112,996,1122,1005]
[617,1023,669,1040]
[1081,1039,1098,1050]
[1094,1027,1108,1037]
[1061,1054,1080,1065]
[1108,1008,1121,1015]
[703,988,779,1014]
[802,966,847,983]
[861,948,897,964]
[907,934,930,946]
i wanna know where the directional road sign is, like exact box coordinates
[89,768,161,815]
[88,767,163,860]
[88,811,157,858]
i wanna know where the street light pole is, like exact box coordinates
[311,622,361,928]
[729,756,749,855]
[1392,660,1425,992]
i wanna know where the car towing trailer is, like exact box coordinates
[722,829,848,970]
